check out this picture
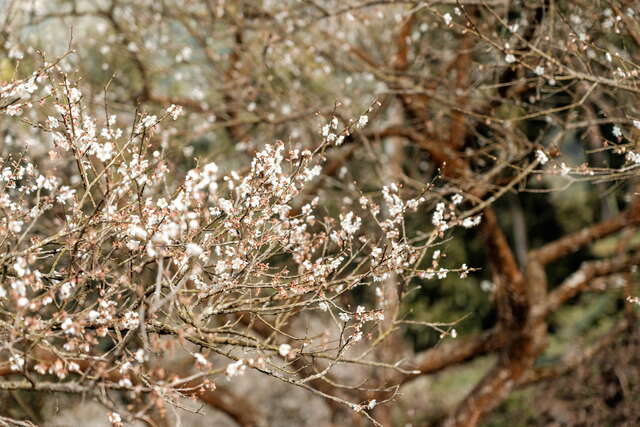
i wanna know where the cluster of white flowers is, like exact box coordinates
[68,87,82,103]
[186,243,204,258]
[322,116,345,145]
[167,104,183,120]
[61,317,77,335]
[278,343,292,357]
[459,264,470,278]
[95,141,114,162]
[107,412,123,427]
[56,186,76,204]
[559,162,571,176]
[462,215,483,228]
[340,211,362,236]
[137,114,158,132]
[432,202,448,231]
[536,149,549,165]
[339,312,351,322]
[9,354,25,371]
[87,300,117,327]
[612,126,622,138]
[121,311,140,329]
[226,359,246,377]
[193,353,210,367]
[625,151,640,165]
[0,73,485,421]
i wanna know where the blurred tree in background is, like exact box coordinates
[1,0,640,426]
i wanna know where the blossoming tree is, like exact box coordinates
[1,0,640,426]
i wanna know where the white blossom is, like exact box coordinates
[231,257,247,270]
[625,151,640,164]
[96,142,114,162]
[56,186,76,204]
[140,115,157,129]
[462,215,482,228]
[9,354,25,371]
[135,349,146,363]
[68,87,82,103]
[121,311,140,329]
[535,149,549,165]
[459,264,469,278]
[9,220,23,233]
[108,412,122,426]
[612,126,622,138]
[226,360,246,377]
[167,104,183,120]
[186,243,204,257]
[278,343,292,357]
[128,225,148,240]
[340,212,361,236]
[432,202,448,230]
[5,104,22,116]
[194,353,208,366]
[47,116,59,128]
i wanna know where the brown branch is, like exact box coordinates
[481,208,528,326]
[393,13,415,71]
[234,312,347,418]
[146,93,209,113]
[612,5,640,49]
[544,252,640,315]
[182,382,260,427]
[530,208,640,265]
[444,332,538,427]
[519,317,632,386]
[446,200,639,425]
[0,346,260,427]
[222,19,249,143]
[347,44,380,69]
[370,125,471,179]
[0,380,132,393]
[448,33,475,151]
[400,328,507,385]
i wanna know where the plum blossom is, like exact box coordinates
[278,344,292,357]
[535,150,549,165]
[186,243,204,257]
[226,360,246,377]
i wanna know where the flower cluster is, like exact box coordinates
[0,67,472,421]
